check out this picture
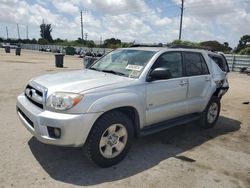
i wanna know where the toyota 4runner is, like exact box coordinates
[16,47,229,167]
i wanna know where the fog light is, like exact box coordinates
[47,127,61,139]
[54,128,61,138]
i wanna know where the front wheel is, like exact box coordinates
[198,96,221,129]
[85,111,134,167]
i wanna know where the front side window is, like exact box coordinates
[184,52,209,76]
[151,52,183,79]
[90,49,156,78]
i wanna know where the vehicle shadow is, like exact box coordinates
[28,116,241,186]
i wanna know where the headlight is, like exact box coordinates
[47,92,83,110]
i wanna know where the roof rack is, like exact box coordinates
[168,44,215,51]
[129,43,163,48]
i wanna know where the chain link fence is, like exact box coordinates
[20,43,112,54]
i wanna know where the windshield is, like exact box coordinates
[90,49,156,78]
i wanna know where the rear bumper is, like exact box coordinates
[16,93,101,147]
[218,86,229,98]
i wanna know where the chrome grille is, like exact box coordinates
[25,82,47,109]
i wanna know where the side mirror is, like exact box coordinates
[147,67,171,82]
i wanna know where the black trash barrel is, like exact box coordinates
[55,53,64,68]
[16,47,21,56]
[5,46,10,53]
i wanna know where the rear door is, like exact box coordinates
[183,52,211,113]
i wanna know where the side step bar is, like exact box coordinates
[140,113,200,136]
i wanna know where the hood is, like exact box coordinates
[33,69,134,94]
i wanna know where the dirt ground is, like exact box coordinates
[0,48,249,188]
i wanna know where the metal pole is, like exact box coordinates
[80,10,84,41]
[179,0,184,40]
[85,33,88,41]
[42,19,45,39]
[17,24,20,40]
[232,55,235,71]
[26,25,29,40]
[6,26,8,39]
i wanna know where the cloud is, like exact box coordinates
[0,0,249,47]
[51,0,79,15]
[171,0,250,46]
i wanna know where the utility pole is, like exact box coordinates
[179,0,184,40]
[80,10,84,41]
[100,35,102,45]
[17,23,20,40]
[6,26,8,39]
[85,33,88,41]
[26,25,29,40]
[42,19,45,39]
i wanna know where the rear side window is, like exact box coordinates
[209,55,227,72]
[183,52,209,76]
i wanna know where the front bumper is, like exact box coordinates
[16,93,101,147]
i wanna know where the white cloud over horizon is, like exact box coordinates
[0,0,249,47]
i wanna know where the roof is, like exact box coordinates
[125,46,218,54]
[125,47,165,52]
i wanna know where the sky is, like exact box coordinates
[0,0,250,47]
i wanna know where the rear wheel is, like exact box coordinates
[199,96,221,129]
[85,111,134,167]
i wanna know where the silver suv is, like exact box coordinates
[16,47,229,167]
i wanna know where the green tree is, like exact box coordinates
[40,23,53,41]
[199,40,229,52]
[86,40,96,48]
[76,37,84,44]
[54,38,64,44]
[235,35,250,53]
[31,38,37,44]
[104,38,122,48]
[169,40,199,47]
[239,47,250,55]
[223,42,232,53]
[38,38,49,45]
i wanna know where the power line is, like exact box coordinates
[179,0,184,40]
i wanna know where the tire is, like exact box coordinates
[198,96,221,129]
[85,111,134,167]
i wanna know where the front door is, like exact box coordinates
[146,52,188,126]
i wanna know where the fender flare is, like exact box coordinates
[87,92,145,129]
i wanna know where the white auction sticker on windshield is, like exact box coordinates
[126,64,143,71]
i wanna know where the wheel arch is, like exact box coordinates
[92,106,141,138]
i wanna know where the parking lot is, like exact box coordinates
[0,48,249,188]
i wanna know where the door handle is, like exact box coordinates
[205,77,211,81]
[179,80,188,86]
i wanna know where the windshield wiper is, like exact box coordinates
[101,69,126,76]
